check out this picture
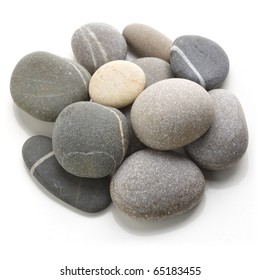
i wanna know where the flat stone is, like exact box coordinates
[89,60,146,108]
[10,51,91,122]
[110,149,205,220]
[170,35,229,90]
[123,23,172,62]
[185,89,248,170]
[71,23,127,74]
[133,57,174,88]
[131,78,214,150]
[22,136,111,213]
[52,101,129,178]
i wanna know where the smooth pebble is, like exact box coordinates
[131,78,214,150]
[170,35,229,90]
[10,51,91,122]
[52,101,129,178]
[185,89,248,170]
[22,136,111,213]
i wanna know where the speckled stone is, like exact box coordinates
[185,89,248,170]
[133,57,174,88]
[131,78,214,150]
[120,105,146,156]
[52,101,129,178]
[22,136,111,213]
[170,35,229,90]
[123,23,172,62]
[71,23,127,75]
[110,149,205,220]
[89,60,146,108]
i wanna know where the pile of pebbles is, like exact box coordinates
[10,23,248,220]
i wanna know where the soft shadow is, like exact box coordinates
[126,46,139,61]
[13,104,54,137]
[202,152,249,189]
[110,194,206,236]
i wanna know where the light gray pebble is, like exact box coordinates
[52,101,129,178]
[133,57,174,88]
[170,35,229,90]
[10,51,91,122]
[22,136,111,213]
[72,22,127,74]
[185,89,248,170]
[110,149,205,220]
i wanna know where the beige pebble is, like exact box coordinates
[89,60,146,108]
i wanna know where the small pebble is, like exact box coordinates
[71,23,127,74]
[110,149,205,220]
[52,101,129,178]
[131,78,214,150]
[170,35,229,90]
[10,51,91,122]
[185,89,248,170]
[22,136,111,213]
[123,23,172,62]
[133,57,174,88]
[89,60,146,108]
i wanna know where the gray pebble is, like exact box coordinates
[10,51,91,122]
[71,23,127,74]
[131,78,214,150]
[133,57,174,88]
[22,136,111,213]
[170,35,229,90]
[123,23,172,62]
[185,89,248,170]
[52,101,129,178]
[110,149,205,220]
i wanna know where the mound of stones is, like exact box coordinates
[11,22,248,220]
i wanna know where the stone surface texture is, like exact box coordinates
[22,136,111,213]
[131,78,214,150]
[89,60,146,108]
[10,51,91,122]
[72,22,127,74]
[185,89,248,170]
[52,101,129,178]
[110,149,205,220]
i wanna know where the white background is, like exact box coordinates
[1,0,259,279]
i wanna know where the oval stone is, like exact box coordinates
[131,78,214,150]
[52,101,129,178]
[170,35,229,90]
[10,51,91,122]
[110,149,205,220]
[89,60,146,108]
[71,23,127,74]
[22,136,111,213]
[185,89,248,170]
[133,57,174,88]
[123,23,172,62]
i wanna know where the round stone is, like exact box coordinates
[52,101,129,178]
[22,136,111,213]
[170,35,229,90]
[123,23,172,62]
[110,149,205,220]
[89,60,146,108]
[131,78,214,150]
[71,22,127,74]
[133,57,174,88]
[185,89,248,170]
[10,51,91,122]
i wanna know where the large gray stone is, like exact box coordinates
[10,51,91,122]
[22,136,111,213]
[110,149,205,220]
[185,89,248,170]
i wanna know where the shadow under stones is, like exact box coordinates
[110,194,206,237]
[13,103,54,137]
